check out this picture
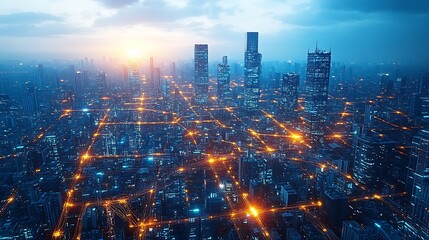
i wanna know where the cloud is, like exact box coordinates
[0,12,62,24]
[0,12,84,37]
[321,0,429,14]
[283,9,367,28]
[94,0,220,28]
[0,23,84,37]
[92,0,140,8]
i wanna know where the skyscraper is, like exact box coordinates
[150,56,154,89]
[171,61,176,82]
[194,44,209,105]
[322,188,348,234]
[73,71,84,97]
[34,64,46,88]
[22,84,39,116]
[40,192,62,229]
[217,56,231,106]
[410,74,429,123]
[244,32,262,111]
[407,130,429,227]
[96,72,107,108]
[280,73,299,115]
[379,73,393,97]
[154,67,161,97]
[397,77,407,108]
[353,134,397,190]
[341,221,373,240]
[96,72,107,99]
[303,46,331,144]
[128,59,141,98]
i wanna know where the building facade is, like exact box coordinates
[303,47,331,144]
[244,32,262,111]
[194,44,209,105]
[217,56,231,106]
[280,73,299,115]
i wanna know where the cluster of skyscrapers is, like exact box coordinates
[194,32,332,146]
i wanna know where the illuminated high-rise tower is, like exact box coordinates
[407,130,429,226]
[280,73,299,115]
[353,134,396,190]
[303,46,331,144]
[194,44,209,105]
[244,32,262,111]
[217,56,231,106]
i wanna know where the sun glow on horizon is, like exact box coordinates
[127,48,142,59]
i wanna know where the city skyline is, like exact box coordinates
[1,1,429,239]
[0,30,428,238]
[0,0,428,63]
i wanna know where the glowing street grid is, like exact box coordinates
[0,76,409,239]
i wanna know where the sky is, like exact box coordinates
[0,0,428,63]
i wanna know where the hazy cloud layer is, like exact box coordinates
[0,12,62,24]
[321,0,429,13]
[0,12,85,37]
[92,0,140,8]
[94,0,221,28]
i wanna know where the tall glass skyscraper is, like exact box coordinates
[408,130,429,226]
[280,73,299,115]
[217,56,230,106]
[303,47,331,144]
[244,32,261,111]
[96,72,107,98]
[194,44,209,105]
[352,135,396,190]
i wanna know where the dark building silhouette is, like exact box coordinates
[322,188,348,234]
[73,70,88,107]
[379,73,394,97]
[22,84,39,116]
[374,221,402,240]
[341,221,374,240]
[41,192,62,229]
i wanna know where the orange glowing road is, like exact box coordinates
[206,156,251,240]
[374,116,410,131]
[72,204,88,240]
[53,111,109,239]
[349,192,407,202]
[41,81,413,239]
[0,192,16,215]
